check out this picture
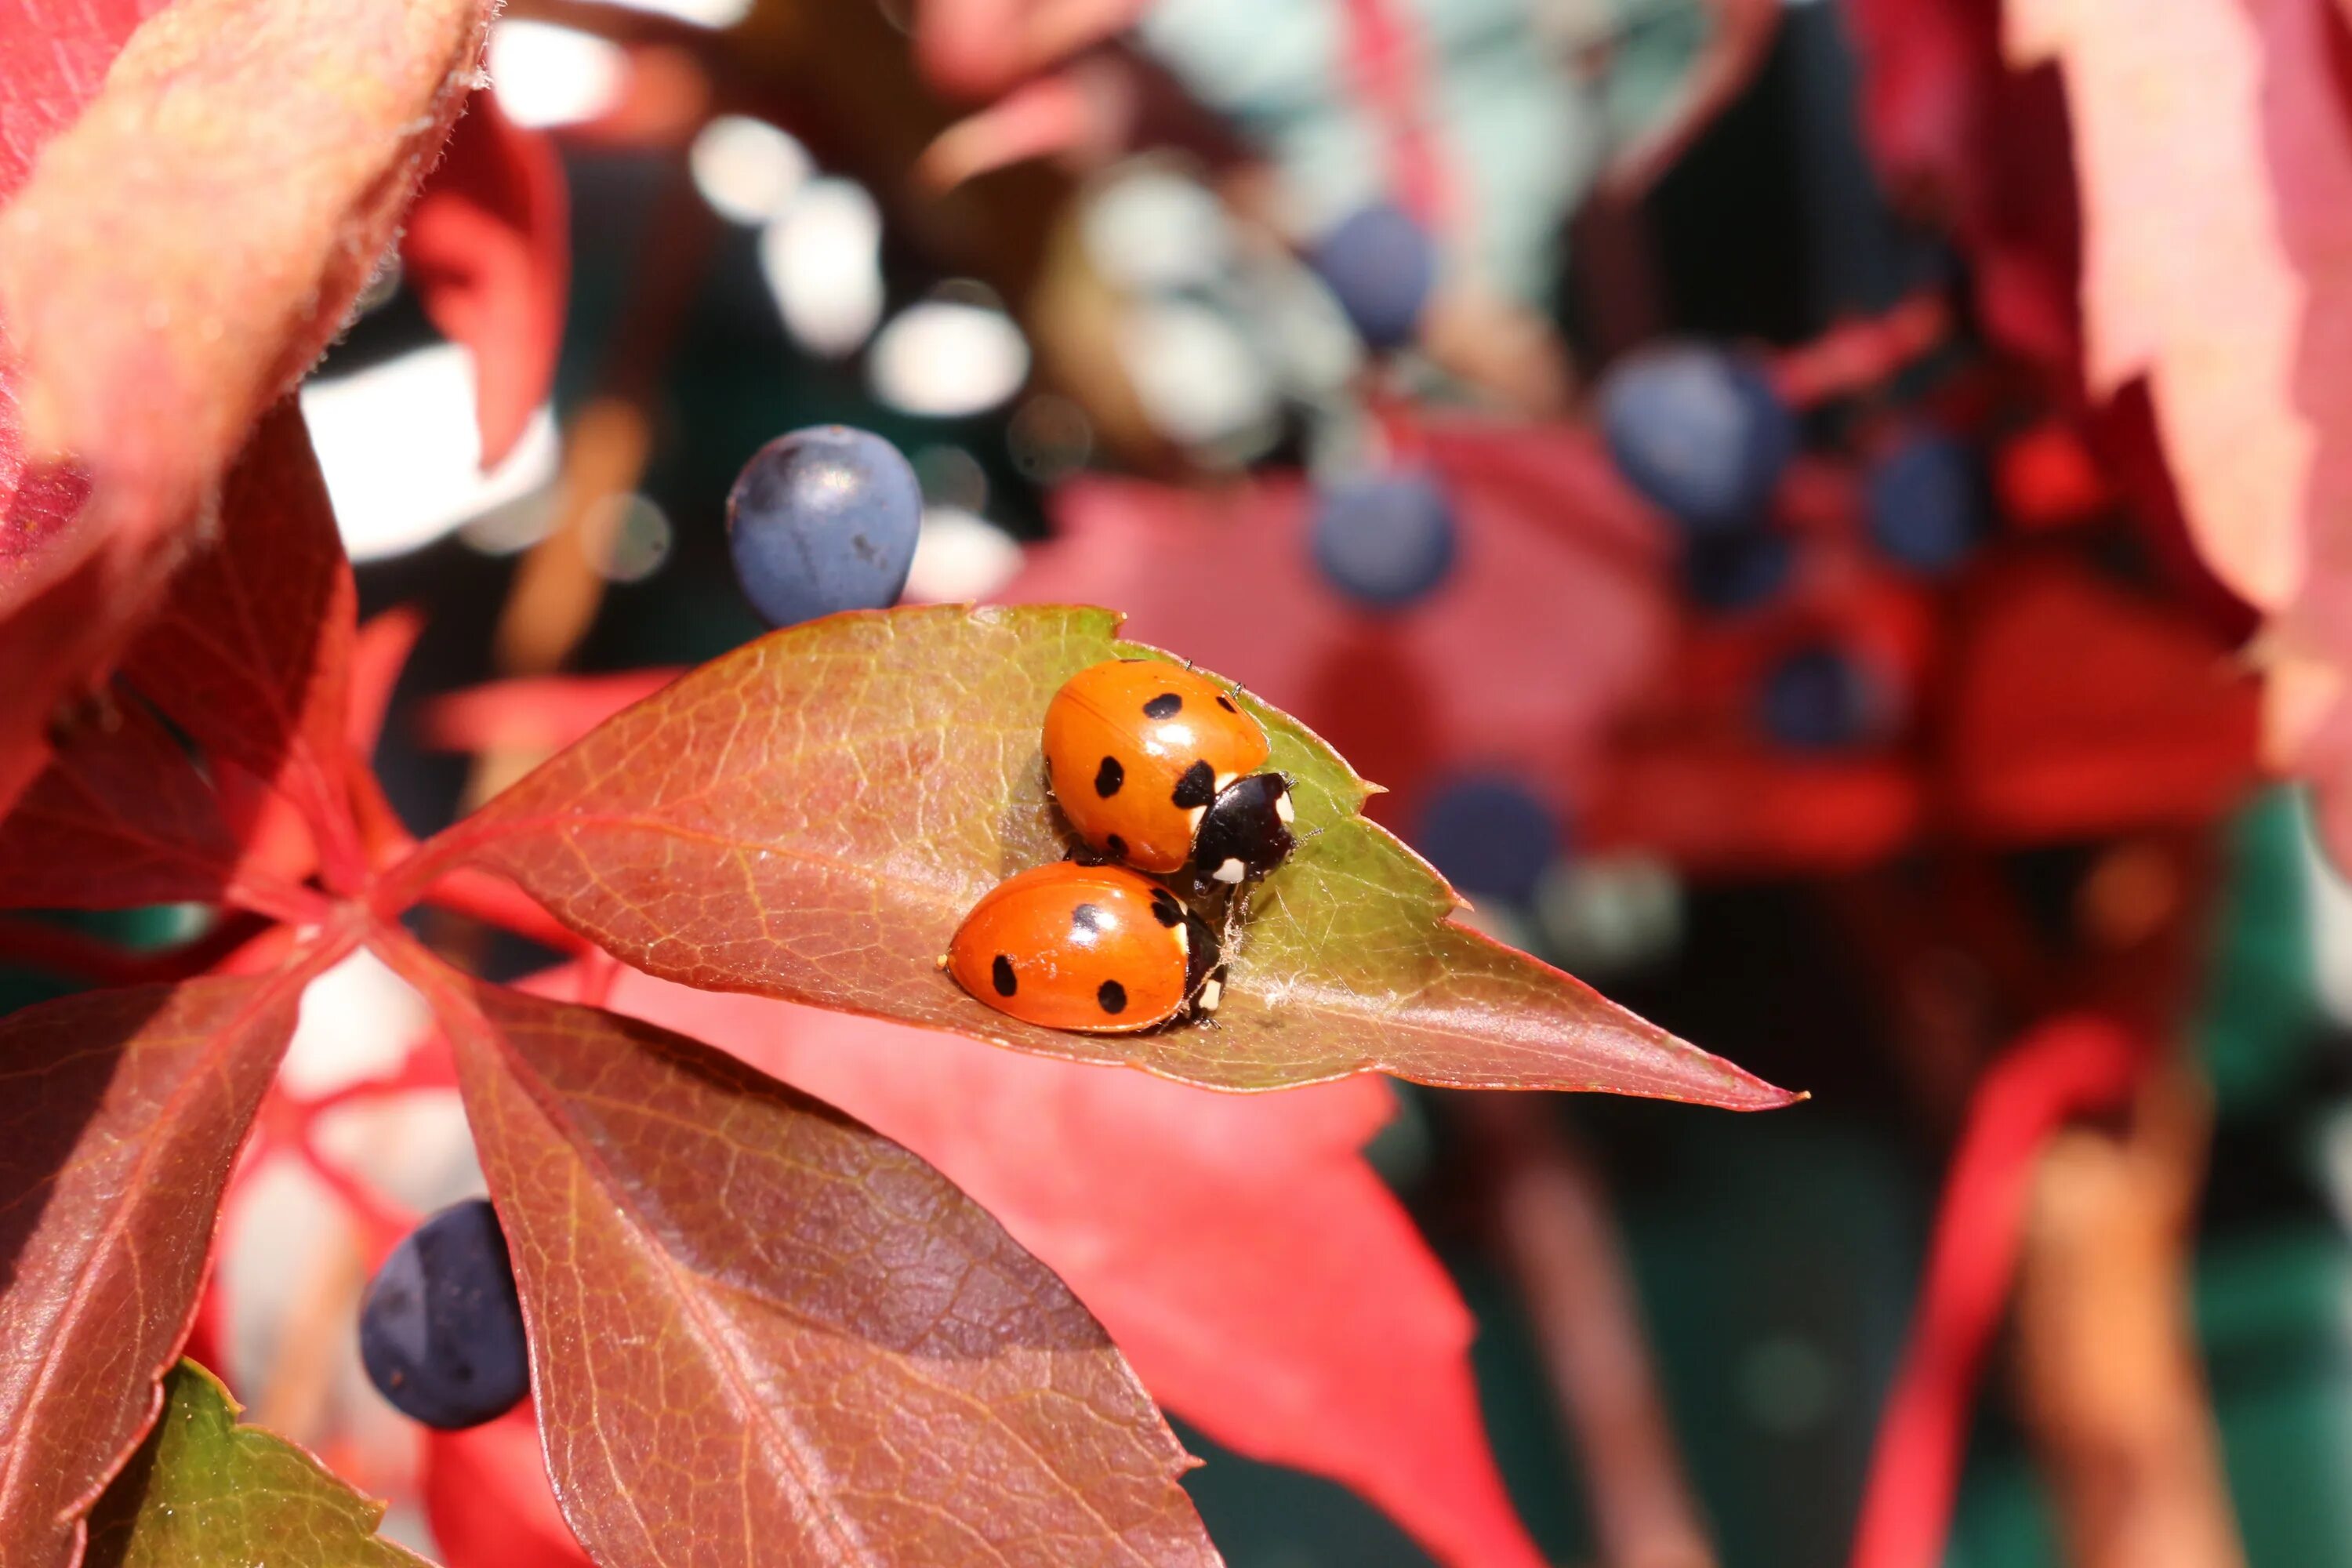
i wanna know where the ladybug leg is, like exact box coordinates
[1062,840,1114,867]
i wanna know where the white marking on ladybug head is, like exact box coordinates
[1199,977,1222,1012]
[1213,858,1247,884]
[1186,805,1207,833]
[1171,920,1189,956]
[1214,771,1239,792]
[1274,789,1295,825]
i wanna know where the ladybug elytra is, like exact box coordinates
[943,862,1224,1033]
[1043,660,1297,886]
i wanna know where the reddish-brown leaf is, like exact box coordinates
[561,964,1552,1568]
[0,689,245,910]
[403,90,569,469]
[119,401,361,882]
[0,0,492,815]
[396,960,1223,1568]
[0,974,307,1568]
[422,604,1786,1102]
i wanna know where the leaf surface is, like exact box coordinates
[118,401,356,864]
[2005,0,2343,617]
[563,964,1553,1568]
[411,967,1224,1568]
[0,976,306,1568]
[403,90,569,468]
[0,0,491,815]
[439,604,1789,1102]
[82,1359,427,1568]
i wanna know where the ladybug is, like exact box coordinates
[943,862,1224,1033]
[1043,660,1298,887]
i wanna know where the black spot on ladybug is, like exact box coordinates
[1144,692,1183,719]
[1094,756,1124,797]
[1171,760,1215,809]
[1217,695,1238,713]
[1149,889,1184,927]
[991,955,1018,996]
[1071,902,1105,934]
[1097,979,1128,1015]
[1105,833,1127,858]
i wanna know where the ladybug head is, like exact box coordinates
[1193,773,1297,885]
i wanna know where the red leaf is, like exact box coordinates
[2005,0,2339,618]
[120,400,363,887]
[546,964,1551,1568]
[350,606,427,758]
[412,605,1788,1103]
[1941,562,2259,840]
[0,0,493,816]
[387,952,1223,1568]
[424,1406,592,1568]
[0,688,246,910]
[1841,0,2080,374]
[404,91,570,469]
[0,973,309,1568]
[415,669,683,755]
[1005,430,1671,826]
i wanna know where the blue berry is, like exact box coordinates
[1755,644,1880,752]
[1413,775,1560,906]
[1307,202,1436,352]
[1311,470,1457,609]
[359,1199,528,1430]
[1599,343,1795,535]
[1865,430,1982,574]
[727,426,922,627]
[1682,530,1795,614]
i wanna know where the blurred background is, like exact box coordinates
[20,0,2350,1563]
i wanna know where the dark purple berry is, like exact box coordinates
[359,1199,529,1430]
[727,426,922,628]
[1865,430,1983,574]
[1307,202,1436,352]
[1599,342,1795,535]
[1311,470,1458,609]
[1413,775,1560,907]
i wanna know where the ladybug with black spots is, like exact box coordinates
[1043,660,1297,887]
[943,862,1224,1033]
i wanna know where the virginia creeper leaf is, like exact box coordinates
[118,401,356,859]
[413,969,1223,1568]
[403,90,569,469]
[2005,0,2340,617]
[423,1406,591,1568]
[0,690,245,909]
[1004,429,1670,827]
[0,0,492,815]
[82,1359,429,1568]
[437,604,1788,1102]
[0,976,305,1568]
[563,964,1553,1568]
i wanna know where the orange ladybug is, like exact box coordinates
[1043,660,1297,886]
[943,862,1223,1033]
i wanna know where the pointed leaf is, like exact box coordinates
[82,1359,428,1568]
[0,691,243,909]
[435,604,1788,1102]
[566,964,1552,1568]
[0,975,306,1568]
[403,90,569,469]
[0,0,492,815]
[408,966,1222,1568]
[118,401,357,861]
